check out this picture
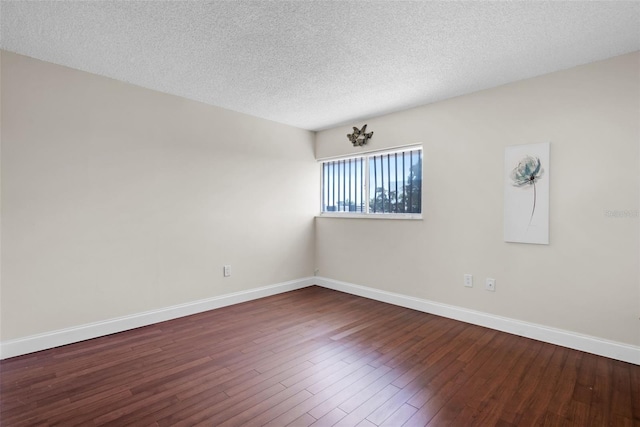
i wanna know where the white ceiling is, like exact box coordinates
[1,1,639,131]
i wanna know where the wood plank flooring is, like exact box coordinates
[1,286,638,426]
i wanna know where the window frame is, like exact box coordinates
[318,145,423,220]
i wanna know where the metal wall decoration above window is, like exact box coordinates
[347,124,373,147]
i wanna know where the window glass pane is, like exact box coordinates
[322,157,365,213]
[405,149,422,213]
[322,148,421,215]
[368,149,421,214]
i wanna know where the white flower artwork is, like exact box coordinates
[504,142,550,244]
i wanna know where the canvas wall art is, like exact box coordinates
[504,142,550,244]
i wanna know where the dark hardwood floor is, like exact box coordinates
[1,286,638,426]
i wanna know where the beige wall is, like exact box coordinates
[0,51,318,340]
[316,52,640,346]
[0,52,3,340]
[1,49,638,350]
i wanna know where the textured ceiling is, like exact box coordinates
[1,1,639,131]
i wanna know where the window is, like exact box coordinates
[320,146,422,217]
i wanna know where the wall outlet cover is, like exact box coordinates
[464,274,473,288]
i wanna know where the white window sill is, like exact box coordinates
[316,212,423,220]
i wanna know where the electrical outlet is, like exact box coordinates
[223,265,231,277]
[464,274,473,288]
[485,278,496,292]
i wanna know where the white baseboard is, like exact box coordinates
[3,276,638,365]
[314,277,640,365]
[0,277,315,360]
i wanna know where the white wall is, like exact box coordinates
[315,52,640,347]
[0,51,318,341]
